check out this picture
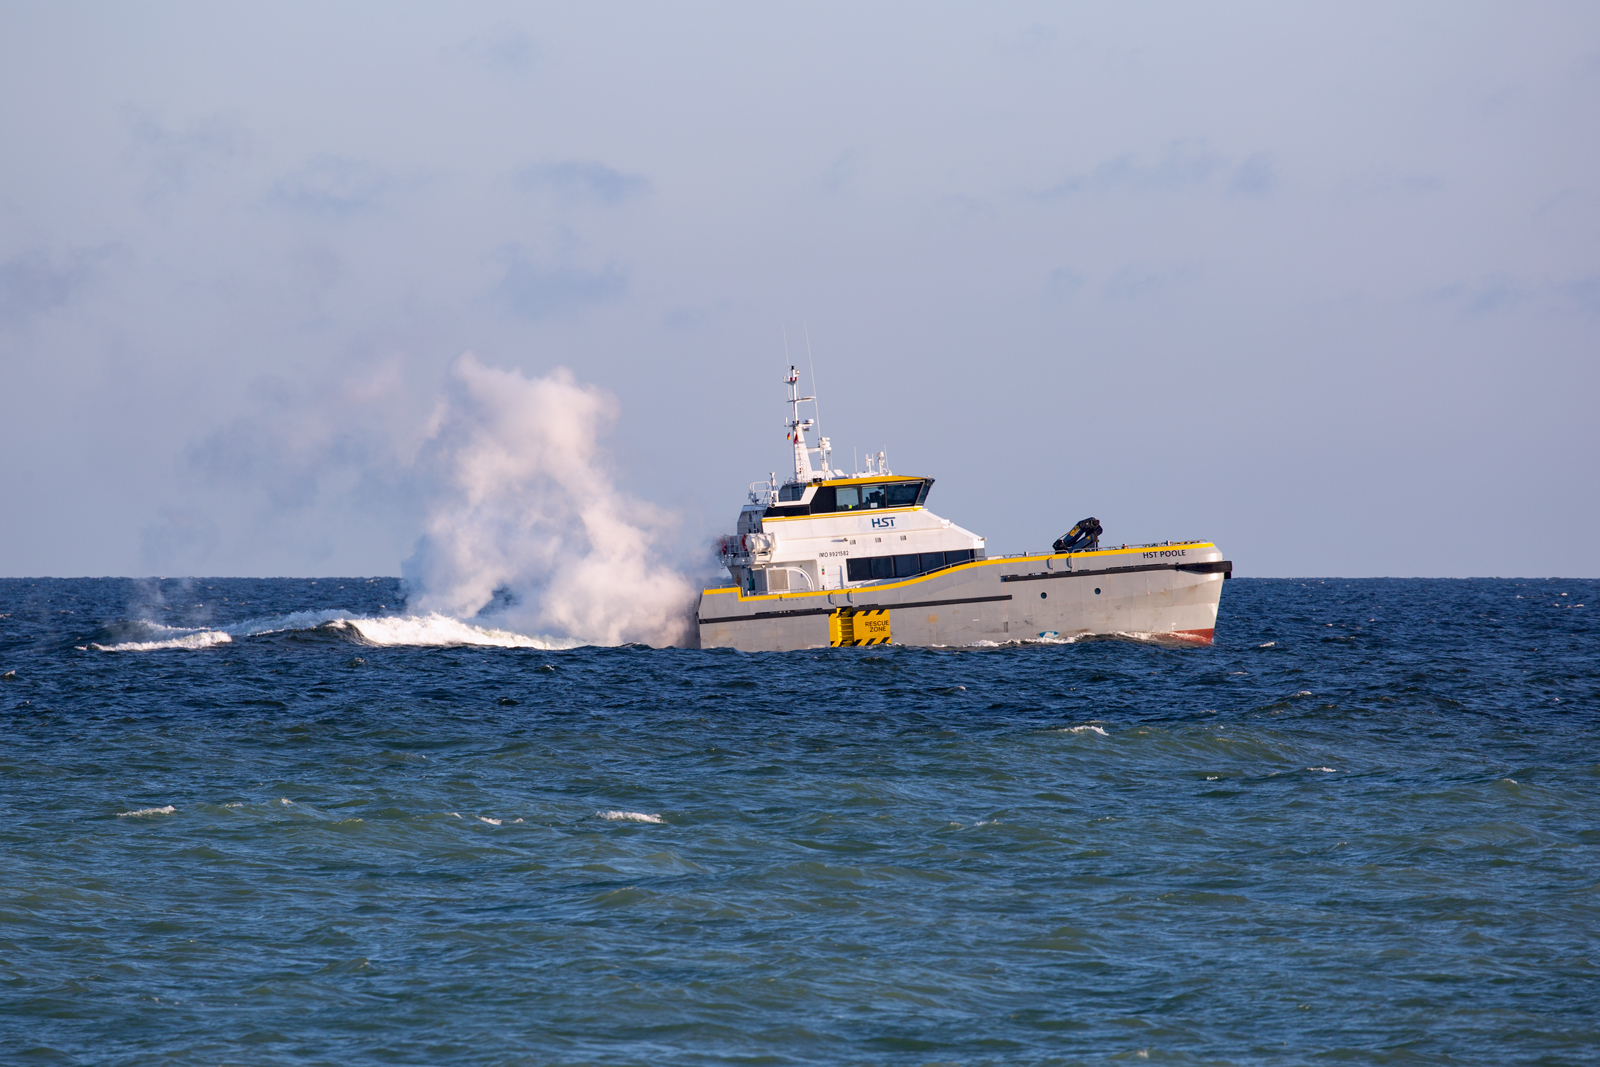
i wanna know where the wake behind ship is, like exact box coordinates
[697,368,1231,651]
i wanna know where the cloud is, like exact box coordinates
[184,361,418,511]
[515,161,650,205]
[1036,140,1274,200]
[1556,276,1600,315]
[1004,23,1059,55]
[1103,264,1198,301]
[1449,277,1529,315]
[455,24,537,74]
[1048,268,1086,298]
[942,194,992,216]
[128,113,241,198]
[496,250,627,319]
[272,156,393,215]
[1227,154,1278,198]
[1428,274,1600,317]
[1337,171,1445,199]
[0,247,113,328]
[819,147,867,194]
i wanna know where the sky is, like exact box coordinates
[2,2,1597,581]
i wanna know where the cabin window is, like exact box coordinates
[808,479,928,513]
[777,483,806,502]
[885,482,920,507]
[845,548,977,584]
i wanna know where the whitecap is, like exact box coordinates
[225,608,368,637]
[1307,766,1337,773]
[1292,690,1313,697]
[94,609,579,652]
[598,810,664,824]
[118,805,176,817]
[477,816,502,825]
[333,613,577,649]
[1257,641,1276,648]
[92,630,232,652]
[228,609,573,648]
[1058,724,1108,736]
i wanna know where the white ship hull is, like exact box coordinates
[698,543,1230,652]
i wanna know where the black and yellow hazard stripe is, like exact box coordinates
[829,607,891,646]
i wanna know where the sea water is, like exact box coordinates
[1,577,1596,1065]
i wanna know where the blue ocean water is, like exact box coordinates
[2,577,1597,1066]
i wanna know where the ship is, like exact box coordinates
[696,368,1231,651]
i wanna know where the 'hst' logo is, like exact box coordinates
[871,516,895,529]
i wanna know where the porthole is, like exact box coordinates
[1094,587,1101,595]
[1040,591,1047,599]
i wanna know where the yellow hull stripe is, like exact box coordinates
[701,543,1217,601]
[811,475,925,488]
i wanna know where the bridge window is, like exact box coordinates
[885,482,921,507]
[816,480,928,514]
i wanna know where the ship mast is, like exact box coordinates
[783,365,832,484]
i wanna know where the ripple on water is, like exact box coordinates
[1,576,1597,1064]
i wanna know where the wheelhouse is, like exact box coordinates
[765,476,933,519]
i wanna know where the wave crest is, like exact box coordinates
[336,613,576,649]
[598,810,664,824]
[90,610,578,652]
[93,631,233,652]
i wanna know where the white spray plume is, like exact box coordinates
[402,354,695,647]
